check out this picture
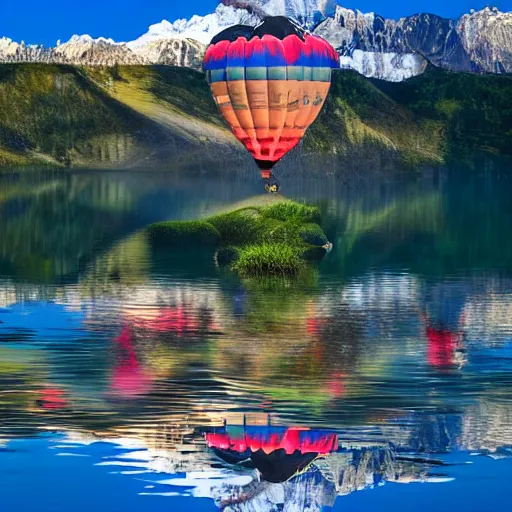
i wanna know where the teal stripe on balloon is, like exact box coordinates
[245,67,268,80]
[208,66,332,83]
[287,66,304,81]
[209,69,227,83]
[267,67,287,80]
[312,68,332,82]
[227,67,245,81]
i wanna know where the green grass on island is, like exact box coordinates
[231,244,305,277]
[145,199,330,277]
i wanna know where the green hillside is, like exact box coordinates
[0,63,510,170]
[0,64,149,167]
[308,69,445,166]
[0,64,236,169]
[372,65,512,157]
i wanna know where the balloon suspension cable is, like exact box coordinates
[261,170,280,194]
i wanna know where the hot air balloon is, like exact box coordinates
[203,16,339,192]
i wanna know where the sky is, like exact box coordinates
[1,0,510,46]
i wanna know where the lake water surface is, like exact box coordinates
[1,165,512,511]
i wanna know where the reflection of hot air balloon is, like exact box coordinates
[423,282,467,370]
[426,326,460,368]
[203,16,339,192]
[206,424,338,483]
[36,387,68,410]
[110,326,152,398]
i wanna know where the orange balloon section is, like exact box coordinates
[203,17,339,174]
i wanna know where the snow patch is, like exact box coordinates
[339,50,428,81]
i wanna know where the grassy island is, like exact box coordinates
[146,199,331,277]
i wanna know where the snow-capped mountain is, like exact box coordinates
[0,37,52,63]
[127,3,260,47]
[0,35,144,66]
[458,7,512,73]
[0,2,511,82]
[128,0,337,46]
[56,35,145,65]
[0,34,205,69]
[316,6,512,78]
[132,38,206,68]
[126,2,512,80]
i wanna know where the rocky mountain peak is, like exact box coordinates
[0,32,205,69]
[65,34,119,46]
[219,0,268,18]
[457,7,512,73]
[53,35,144,65]
[132,38,206,68]
[315,4,512,79]
[0,2,511,82]
[220,0,337,25]
[332,5,376,23]
[0,37,19,53]
[127,3,260,47]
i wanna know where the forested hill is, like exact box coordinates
[0,63,511,170]
[372,66,512,158]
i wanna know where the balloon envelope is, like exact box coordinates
[203,17,339,171]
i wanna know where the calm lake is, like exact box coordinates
[1,163,512,511]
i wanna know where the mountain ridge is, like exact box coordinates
[0,3,511,81]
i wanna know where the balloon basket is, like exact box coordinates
[262,171,280,194]
[264,182,279,194]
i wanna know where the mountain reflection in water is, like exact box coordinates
[1,165,512,511]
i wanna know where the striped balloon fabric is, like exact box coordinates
[203,16,339,178]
